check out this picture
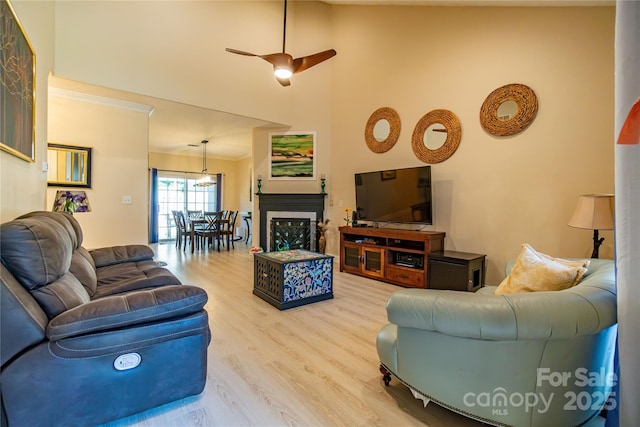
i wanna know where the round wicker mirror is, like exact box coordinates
[411,109,461,164]
[480,83,538,136]
[365,107,401,153]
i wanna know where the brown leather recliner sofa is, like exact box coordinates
[0,211,210,427]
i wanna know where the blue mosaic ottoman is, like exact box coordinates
[253,250,334,310]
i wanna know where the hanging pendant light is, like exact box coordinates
[195,140,215,187]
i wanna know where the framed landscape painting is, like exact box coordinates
[269,132,316,180]
[1,0,36,162]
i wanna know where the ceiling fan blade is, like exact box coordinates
[292,49,337,74]
[225,48,259,57]
[259,52,293,68]
[227,49,293,69]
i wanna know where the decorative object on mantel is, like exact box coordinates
[480,83,538,137]
[411,109,461,164]
[194,140,214,187]
[320,174,326,194]
[52,190,91,214]
[568,194,614,258]
[364,107,401,153]
[0,0,35,162]
[256,174,262,194]
[317,219,330,254]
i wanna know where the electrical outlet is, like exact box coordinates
[339,200,343,207]
[122,195,132,205]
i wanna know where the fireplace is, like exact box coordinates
[270,217,312,251]
[257,193,326,252]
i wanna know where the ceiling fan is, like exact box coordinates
[225,0,336,87]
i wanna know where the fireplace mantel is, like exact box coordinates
[257,193,327,251]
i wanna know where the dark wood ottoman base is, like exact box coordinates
[253,250,334,310]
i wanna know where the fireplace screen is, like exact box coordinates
[270,218,312,251]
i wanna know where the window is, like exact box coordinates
[157,173,220,241]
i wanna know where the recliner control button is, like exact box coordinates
[114,353,141,371]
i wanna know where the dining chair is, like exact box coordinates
[171,210,180,249]
[220,210,239,250]
[173,210,191,251]
[196,211,222,251]
[187,210,203,219]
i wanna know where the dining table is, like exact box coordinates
[189,216,230,253]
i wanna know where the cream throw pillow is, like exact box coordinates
[494,244,590,295]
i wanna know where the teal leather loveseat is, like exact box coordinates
[376,259,617,427]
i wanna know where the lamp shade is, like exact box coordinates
[568,194,614,230]
[52,190,92,213]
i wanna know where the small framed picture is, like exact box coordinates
[381,170,396,180]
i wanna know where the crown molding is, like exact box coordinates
[49,87,155,115]
[321,0,614,5]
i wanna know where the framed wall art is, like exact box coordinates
[1,0,36,162]
[268,132,316,180]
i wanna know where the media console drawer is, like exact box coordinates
[385,265,424,288]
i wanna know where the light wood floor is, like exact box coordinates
[98,242,599,427]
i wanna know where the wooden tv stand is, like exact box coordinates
[339,226,445,288]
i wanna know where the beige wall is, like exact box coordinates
[2,2,615,287]
[328,6,615,283]
[236,156,254,241]
[1,1,54,222]
[47,94,150,248]
[50,0,334,248]
[236,156,253,215]
[52,1,333,127]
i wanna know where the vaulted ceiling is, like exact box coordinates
[50,0,612,160]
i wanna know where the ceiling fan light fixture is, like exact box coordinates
[274,66,293,79]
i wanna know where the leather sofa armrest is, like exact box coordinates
[46,285,207,340]
[386,286,616,341]
[1,265,49,365]
[90,245,155,268]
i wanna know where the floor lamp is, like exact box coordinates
[568,194,615,258]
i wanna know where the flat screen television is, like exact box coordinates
[354,166,432,225]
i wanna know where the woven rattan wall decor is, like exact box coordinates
[364,107,401,153]
[411,109,461,164]
[480,83,538,137]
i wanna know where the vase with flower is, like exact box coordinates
[343,208,353,226]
